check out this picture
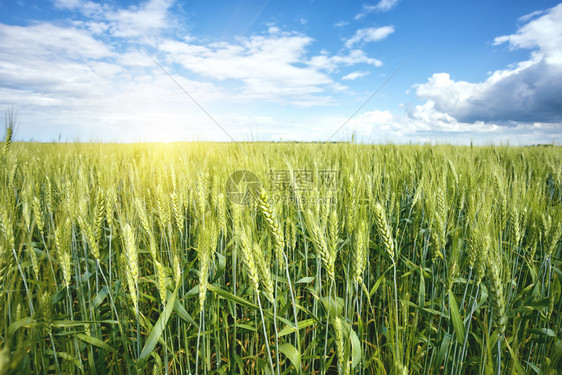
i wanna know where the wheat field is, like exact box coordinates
[0,142,561,374]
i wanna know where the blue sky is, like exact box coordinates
[0,0,561,144]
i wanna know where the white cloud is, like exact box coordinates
[53,0,81,9]
[54,0,107,18]
[105,0,174,38]
[270,100,561,144]
[402,101,562,144]
[1,0,389,141]
[160,31,382,105]
[0,23,111,60]
[160,33,333,105]
[0,15,230,142]
[518,9,547,23]
[0,23,116,105]
[345,26,394,48]
[342,71,370,80]
[308,49,382,72]
[19,1,559,144]
[54,0,174,39]
[350,110,394,134]
[414,3,562,124]
[355,0,399,19]
[336,102,562,145]
[372,0,399,12]
[117,50,153,67]
[494,4,562,65]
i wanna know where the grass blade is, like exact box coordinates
[449,289,465,345]
[139,287,178,361]
[279,343,301,370]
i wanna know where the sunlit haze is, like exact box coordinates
[1,0,561,144]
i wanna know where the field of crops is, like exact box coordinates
[0,142,561,374]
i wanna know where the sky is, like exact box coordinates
[0,0,561,144]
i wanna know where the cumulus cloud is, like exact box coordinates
[345,26,395,48]
[349,110,394,134]
[0,10,226,141]
[339,102,562,144]
[0,22,115,104]
[494,4,562,65]
[1,1,389,141]
[413,3,562,124]
[403,101,562,144]
[355,0,399,19]
[161,31,383,105]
